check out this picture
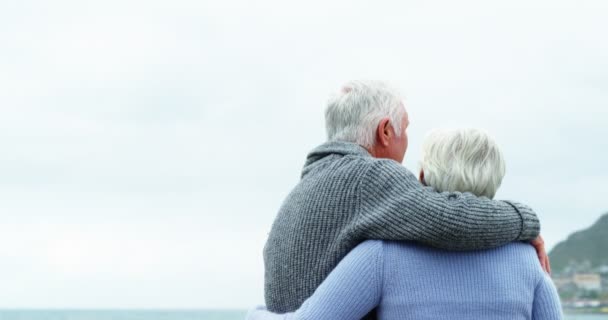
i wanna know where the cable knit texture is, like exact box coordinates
[263,141,541,315]
[253,241,562,320]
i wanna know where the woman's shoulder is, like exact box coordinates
[352,239,384,253]
[382,241,543,270]
[494,242,540,263]
[354,241,543,272]
[338,240,385,273]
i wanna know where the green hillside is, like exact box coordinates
[549,212,608,273]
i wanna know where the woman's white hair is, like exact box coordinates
[325,81,405,148]
[419,128,506,199]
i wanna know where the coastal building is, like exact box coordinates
[551,274,573,289]
[573,273,602,291]
[598,265,608,291]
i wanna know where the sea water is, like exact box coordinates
[0,310,604,319]
[0,310,246,320]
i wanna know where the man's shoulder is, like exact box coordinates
[363,158,416,179]
[355,159,420,195]
[302,153,376,182]
[313,157,419,194]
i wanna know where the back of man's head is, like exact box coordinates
[325,81,405,148]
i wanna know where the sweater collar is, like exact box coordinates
[304,141,371,168]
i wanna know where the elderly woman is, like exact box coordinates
[248,129,562,320]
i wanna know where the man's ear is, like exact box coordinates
[376,118,392,146]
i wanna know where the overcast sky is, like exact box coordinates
[0,0,607,310]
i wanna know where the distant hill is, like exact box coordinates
[549,212,608,273]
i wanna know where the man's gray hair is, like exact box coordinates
[325,81,405,148]
[420,128,506,199]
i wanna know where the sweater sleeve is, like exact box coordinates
[354,159,540,250]
[248,240,384,320]
[532,273,563,320]
[294,240,383,320]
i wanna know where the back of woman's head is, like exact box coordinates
[419,128,505,199]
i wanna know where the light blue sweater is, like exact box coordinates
[249,240,562,320]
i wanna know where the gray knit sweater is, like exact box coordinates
[264,141,540,314]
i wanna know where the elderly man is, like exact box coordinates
[264,81,548,318]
